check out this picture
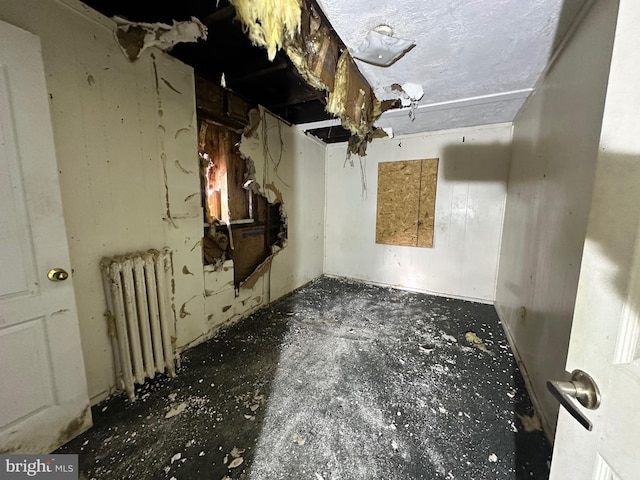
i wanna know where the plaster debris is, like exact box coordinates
[113,16,207,61]
[294,435,306,446]
[517,412,543,432]
[383,82,424,120]
[230,447,245,458]
[442,333,457,343]
[419,343,435,353]
[381,127,394,139]
[165,402,188,419]
[228,457,244,469]
[170,453,182,464]
[57,276,551,480]
[488,453,498,463]
[465,331,495,356]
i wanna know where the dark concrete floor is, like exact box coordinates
[57,275,552,479]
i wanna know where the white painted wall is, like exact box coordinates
[0,0,205,403]
[0,0,325,403]
[324,124,512,303]
[248,116,326,302]
[495,0,618,438]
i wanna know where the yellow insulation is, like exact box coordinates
[325,51,349,120]
[285,45,328,91]
[230,0,302,61]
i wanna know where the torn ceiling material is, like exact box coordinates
[114,16,208,61]
[230,0,396,155]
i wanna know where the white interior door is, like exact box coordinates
[0,20,92,453]
[549,1,640,478]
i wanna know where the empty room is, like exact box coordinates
[1,0,638,479]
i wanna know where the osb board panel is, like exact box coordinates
[376,159,439,248]
[376,161,422,246]
[417,159,439,248]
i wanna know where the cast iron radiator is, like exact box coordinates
[100,248,176,401]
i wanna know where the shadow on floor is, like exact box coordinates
[57,275,552,479]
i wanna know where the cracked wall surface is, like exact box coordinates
[0,0,323,403]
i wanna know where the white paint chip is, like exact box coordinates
[165,402,188,419]
[114,16,207,61]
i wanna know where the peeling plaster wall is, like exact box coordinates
[0,0,204,403]
[495,0,618,439]
[201,113,326,331]
[0,1,326,403]
[324,124,512,303]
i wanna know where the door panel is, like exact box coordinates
[0,20,91,453]
[549,0,640,477]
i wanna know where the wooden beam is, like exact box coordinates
[201,5,235,25]
[228,62,290,85]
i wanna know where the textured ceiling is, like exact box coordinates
[311,0,590,136]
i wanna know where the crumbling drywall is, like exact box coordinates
[114,16,207,61]
[230,0,393,156]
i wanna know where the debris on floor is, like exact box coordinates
[57,276,552,479]
[465,331,496,356]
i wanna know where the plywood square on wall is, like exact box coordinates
[376,159,439,248]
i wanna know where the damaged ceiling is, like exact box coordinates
[80,0,590,144]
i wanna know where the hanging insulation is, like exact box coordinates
[229,0,302,61]
[229,0,400,157]
[325,51,349,122]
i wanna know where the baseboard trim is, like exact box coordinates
[494,303,555,446]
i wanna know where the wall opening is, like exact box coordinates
[198,120,286,288]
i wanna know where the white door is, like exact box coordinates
[549,1,640,478]
[0,20,92,453]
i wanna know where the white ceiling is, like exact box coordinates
[310,0,590,136]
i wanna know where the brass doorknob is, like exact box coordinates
[47,268,69,282]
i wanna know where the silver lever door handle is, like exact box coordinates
[547,369,601,431]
